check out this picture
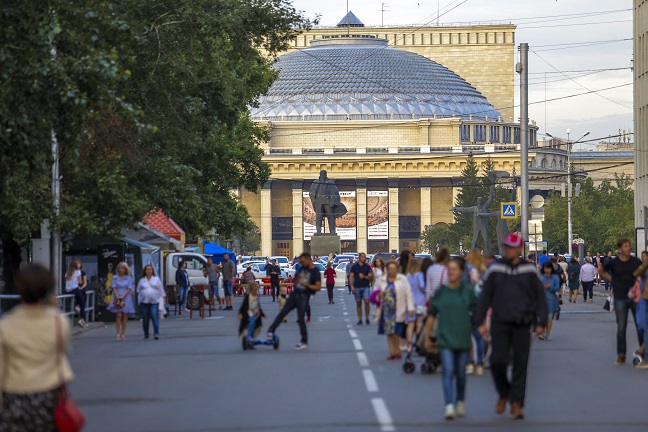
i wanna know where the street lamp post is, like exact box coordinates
[547,130,590,254]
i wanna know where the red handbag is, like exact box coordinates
[54,316,86,432]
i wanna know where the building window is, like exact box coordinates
[461,124,471,142]
[473,125,486,142]
[541,158,548,168]
[514,127,521,144]
[531,157,537,168]
[503,126,512,143]
[490,125,500,142]
[551,159,557,169]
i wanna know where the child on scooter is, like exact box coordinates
[238,283,266,342]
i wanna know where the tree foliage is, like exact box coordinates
[420,155,516,253]
[0,0,314,291]
[1,0,314,242]
[543,174,635,254]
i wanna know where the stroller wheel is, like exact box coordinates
[403,361,415,374]
[242,338,249,351]
[273,337,280,350]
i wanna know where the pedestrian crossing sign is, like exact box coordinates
[501,202,518,219]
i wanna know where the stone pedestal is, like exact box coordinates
[310,234,341,256]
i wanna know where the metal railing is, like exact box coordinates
[0,290,95,325]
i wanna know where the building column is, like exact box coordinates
[292,181,303,257]
[420,178,432,232]
[260,181,273,257]
[388,178,400,253]
[356,179,368,253]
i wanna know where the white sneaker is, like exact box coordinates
[475,365,484,376]
[445,404,455,420]
[456,401,466,417]
[465,363,475,374]
[294,342,308,350]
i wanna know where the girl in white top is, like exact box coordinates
[64,260,87,328]
[137,264,166,340]
[426,249,450,299]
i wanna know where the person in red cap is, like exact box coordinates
[474,233,548,420]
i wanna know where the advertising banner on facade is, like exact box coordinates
[303,191,356,241]
[368,191,389,240]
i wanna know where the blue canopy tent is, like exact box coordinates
[202,242,236,264]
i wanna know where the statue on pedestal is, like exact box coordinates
[451,171,512,252]
[309,170,347,235]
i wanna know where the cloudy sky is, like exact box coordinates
[290,0,634,149]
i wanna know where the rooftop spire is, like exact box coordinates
[337,11,364,27]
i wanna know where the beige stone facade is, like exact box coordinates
[283,24,516,121]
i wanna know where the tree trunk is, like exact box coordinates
[1,231,22,295]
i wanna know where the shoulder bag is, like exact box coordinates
[54,316,86,432]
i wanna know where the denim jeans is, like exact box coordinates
[643,298,648,337]
[439,349,469,405]
[141,303,160,337]
[471,324,485,366]
[614,297,643,355]
[247,316,257,340]
[268,291,310,344]
[178,286,189,309]
[209,281,220,301]
[70,288,85,320]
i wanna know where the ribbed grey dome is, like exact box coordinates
[251,37,502,122]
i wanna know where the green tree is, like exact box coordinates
[542,174,635,254]
[420,223,458,253]
[452,154,482,246]
[0,0,314,292]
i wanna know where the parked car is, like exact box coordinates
[271,256,291,269]
[415,253,433,260]
[333,254,354,265]
[370,252,400,266]
[236,261,287,281]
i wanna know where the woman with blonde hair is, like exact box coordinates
[376,261,415,359]
[65,260,87,328]
[107,262,135,341]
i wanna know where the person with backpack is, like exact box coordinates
[567,257,581,303]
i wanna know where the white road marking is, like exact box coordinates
[371,398,395,432]
[363,370,379,392]
[347,324,352,328]
[349,329,358,338]
[353,339,363,351]
[357,352,369,367]
[343,312,349,315]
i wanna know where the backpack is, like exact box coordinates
[567,263,579,282]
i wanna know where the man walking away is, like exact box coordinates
[221,254,236,311]
[267,253,321,350]
[599,238,643,365]
[580,257,597,303]
[349,253,373,325]
[475,233,548,420]
[269,259,281,302]
[346,257,356,294]
[205,257,222,310]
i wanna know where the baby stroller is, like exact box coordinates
[403,316,441,374]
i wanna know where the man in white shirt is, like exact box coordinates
[580,257,597,303]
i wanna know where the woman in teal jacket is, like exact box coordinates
[424,257,477,420]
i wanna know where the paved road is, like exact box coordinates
[70,287,647,432]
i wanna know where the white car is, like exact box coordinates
[271,256,291,269]
[237,261,288,281]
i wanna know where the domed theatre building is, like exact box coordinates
[240,14,560,257]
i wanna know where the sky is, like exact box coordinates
[290,0,635,150]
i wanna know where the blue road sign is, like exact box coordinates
[501,202,517,219]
